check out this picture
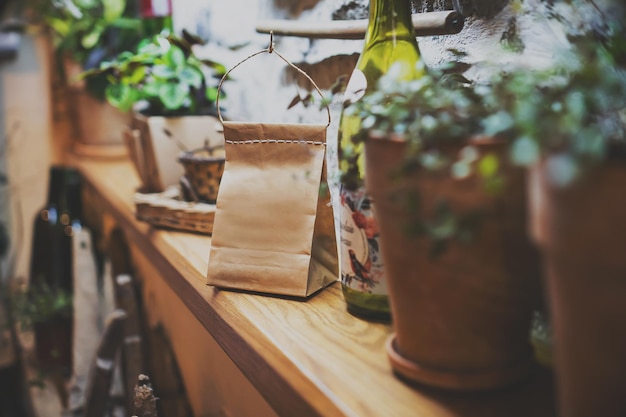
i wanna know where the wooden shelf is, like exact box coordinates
[74,156,556,417]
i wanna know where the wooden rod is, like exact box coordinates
[256,10,464,40]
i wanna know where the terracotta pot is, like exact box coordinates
[528,156,626,417]
[365,136,541,391]
[70,88,131,158]
[34,315,73,373]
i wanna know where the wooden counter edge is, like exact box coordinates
[74,158,351,417]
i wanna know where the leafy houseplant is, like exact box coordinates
[84,30,227,116]
[344,63,503,253]
[484,24,626,417]
[43,0,142,100]
[341,62,542,391]
[81,31,228,192]
[31,0,143,155]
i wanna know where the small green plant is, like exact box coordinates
[344,61,494,177]
[81,30,228,116]
[9,281,73,331]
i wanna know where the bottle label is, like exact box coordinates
[340,186,386,295]
[141,0,172,17]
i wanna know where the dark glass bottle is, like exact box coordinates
[29,166,82,376]
[338,0,424,321]
[139,0,174,36]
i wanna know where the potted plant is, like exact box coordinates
[39,0,142,157]
[484,24,626,417]
[340,62,543,391]
[10,280,74,374]
[82,30,228,192]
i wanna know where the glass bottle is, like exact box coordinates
[338,0,424,321]
[29,167,82,375]
[139,0,173,37]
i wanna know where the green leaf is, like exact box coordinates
[110,17,141,30]
[112,51,135,62]
[159,83,189,110]
[546,154,579,187]
[151,64,176,79]
[201,59,227,75]
[565,91,586,123]
[478,153,499,178]
[65,0,86,18]
[103,0,125,22]
[482,111,513,136]
[179,66,203,88]
[459,146,479,163]
[77,68,100,80]
[164,45,186,71]
[127,66,146,85]
[513,99,539,132]
[81,24,104,50]
[138,39,161,54]
[205,87,219,103]
[75,0,98,9]
[105,84,136,112]
[143,81,161,97]
[510,136,540,166]
[46,17,71,37]
[451,161,470,179]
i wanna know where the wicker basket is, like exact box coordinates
[134,187,216,235]
[178,143,226,204]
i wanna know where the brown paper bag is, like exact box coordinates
[206,121,338,297]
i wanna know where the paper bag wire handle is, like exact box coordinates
[216,31,332,128]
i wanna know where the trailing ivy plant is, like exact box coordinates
[81,30,228,116]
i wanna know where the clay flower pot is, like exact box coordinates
[70,88,131,158]
[528,154,626,417]
[364,135,542,391]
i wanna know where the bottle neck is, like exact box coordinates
[365,0,415,46]
[46,166,66,208]
[46,167,82,218]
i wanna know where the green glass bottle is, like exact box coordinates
[338,0,424,321]
[139,0,173,36]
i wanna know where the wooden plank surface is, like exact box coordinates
[74,157,556,417]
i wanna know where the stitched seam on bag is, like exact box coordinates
[225,139,326,146]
